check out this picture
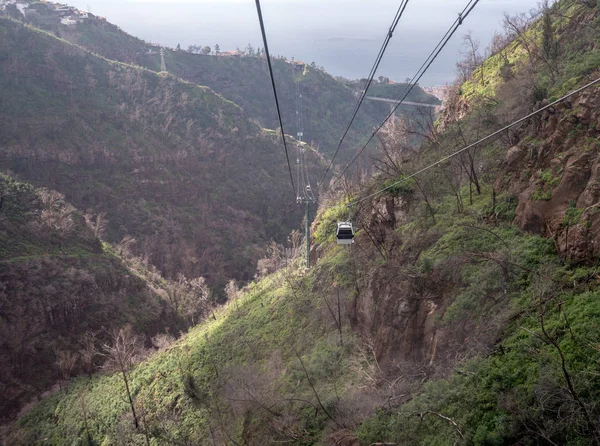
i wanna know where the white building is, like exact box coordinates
[60,17,77,25]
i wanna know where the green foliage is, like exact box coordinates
[7,2,600,444]
[8,7,400,160]
[539,169,561,188]
[383,177,415,197]
[313,202,350,244]
[531,187,553,201]
[13,265,358,444]
[358,286,600,445]
[532,169,561,200]
[563,200,584,227]
[0,174,180,420]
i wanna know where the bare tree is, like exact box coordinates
[502,8,558,84]
[256,242,285,278]
[36,189,75,248]
[163,274,211,326]
[84,211,108,238]
[79,331,99,378]
[102,325,144,429]
[225,279,239,309]
[456,33,484,84]
[55,349,78,392]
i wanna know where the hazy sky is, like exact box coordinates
[64,0,543,84]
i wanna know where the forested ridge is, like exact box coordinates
[0,174,183,420]
[0,16,317,287]
[4,0,600,445]
[5,0,438,160]
[0,15,320,418]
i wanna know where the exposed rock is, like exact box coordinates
[546,114,559,134]
[510,87,600,260]
[370,196,409,228]
[506,145,524,166]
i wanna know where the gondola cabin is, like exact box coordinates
[336,221,355,245]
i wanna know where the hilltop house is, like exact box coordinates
[220,50,244,57]
[17,2,29,14]
[60,16,76,25]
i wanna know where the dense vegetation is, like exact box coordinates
[0,16,314,289]
[4,0,600,444]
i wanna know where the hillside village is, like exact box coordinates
[0,1,274,58]
[0,0,97,24]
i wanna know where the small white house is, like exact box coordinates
[60,17,77,25]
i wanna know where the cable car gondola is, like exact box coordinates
[336,221,355,245]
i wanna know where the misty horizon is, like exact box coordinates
[63,0,544,85]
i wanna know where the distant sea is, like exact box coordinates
[66,0,543,86]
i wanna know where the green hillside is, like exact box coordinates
[0,16,316,289]
[368,82,442,104]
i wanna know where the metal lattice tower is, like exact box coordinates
[160,48,167,73]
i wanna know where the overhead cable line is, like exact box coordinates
[254,0,296,195]
[329,0,480,188]
[348,75,600,207]
[319,0,411,185]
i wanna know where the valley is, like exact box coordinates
[2,0,600,445]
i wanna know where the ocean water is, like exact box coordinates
[66,0,544,85]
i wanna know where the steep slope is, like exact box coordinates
[0,16,315,289]
[8,1,600,445]
[9,0,438,159]
[0,174,180,421]
[442,0,600,262]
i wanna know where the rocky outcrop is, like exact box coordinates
[347,196,455,374]
[498,87,600,261]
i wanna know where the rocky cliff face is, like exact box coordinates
[500,89,600,261]
[346,196,471,377]
[344,85,600,384]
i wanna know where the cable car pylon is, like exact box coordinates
[292,59,315,268]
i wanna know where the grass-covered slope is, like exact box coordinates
[0,16,314,289]
[444,0,600,122]
[0,174,180,421]
[8,250,363,444]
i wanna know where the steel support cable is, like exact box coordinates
[319,0,411,185]
[299,74,305,140]
[347,75,600,207]
[255,0,296,195]
[296,79,302,200]
[329,0,480,188]
[339,5,403,136]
